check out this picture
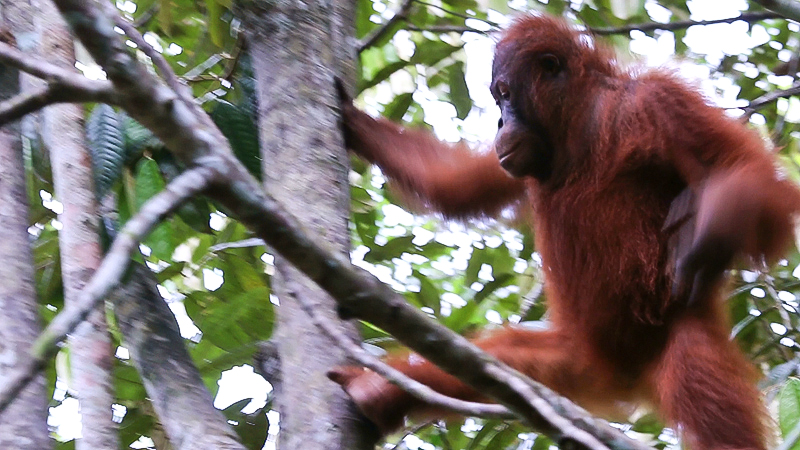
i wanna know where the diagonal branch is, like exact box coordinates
[0,42,116,125]
[413,0,499,28]
[406,24,486,34]
[0,165,216,414]
[111,12,193,104]
[589,11,783,35]
[742,81,800,117]
[297,291,516,420]
[357,0,415,53]
[0,81,116,125]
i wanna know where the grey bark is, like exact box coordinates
[245,1,377,448]
[37,2,118,447]
[0,4,51,448]
[111,263,246,450]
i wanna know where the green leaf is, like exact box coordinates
[609,0,644,19]
[223,400,269,450]
[779,378,800,450]
[364,235,415,263]
[414,270,441,315]
[358,60,409,94]
[87,104,125,198]
[411,40,461,67]
[121,113,161,164]
[466,421,501,450]
[383,93,414,121]
[196,341,259,375]
[473,272,514,304]
[484,425,518,448]
[631,413,664,434]
[205,0,225,47]
[115,362,147,402]
[135,158,176,260]
[211,100,262,179]
[355,0,376,39]
[449,62,472,120]
[198,287,273,351]
[465,247,489,286]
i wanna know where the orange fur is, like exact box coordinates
[332,14,800,449]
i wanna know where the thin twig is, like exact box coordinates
[0,166,216,415]
[208,238,266,252]
[297,295,516,420]
[112,13,194,105]
[741,81,800,117]
[406,24,488,34]
[184,34,244,84]
[132,3,159,28]
[413,0,499,28]
[358,0,415,53]
[590,11,782,35]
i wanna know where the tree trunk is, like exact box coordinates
[112,264,246,449]
[37,2,118,447]
[245,1,377,448]
[0,4,51,448]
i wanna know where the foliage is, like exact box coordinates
[25,0,800,449]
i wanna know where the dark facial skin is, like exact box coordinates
[490,51,560,181]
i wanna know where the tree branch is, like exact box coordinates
[0,81,116,125]
[357,0,415,53]
[0,166,216,414]
[111,12,194,105]
[365,9,783,43]
[0,41,116,124]
[741,81,800,117]
[412,0,499,28]
[297,292,516,420]
[589,11,783,35]
[406,24,487,34]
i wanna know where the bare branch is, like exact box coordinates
[297,293,516,420]
[0,166,216,414]
[0,42,116,123]
[589,11,783,35]
[0,42,119,125]
[741,81,800,117]
[183,38,244,85]
[357,0,415,53]
[112,13,194,104]
[208,238,266,252]
[0,80,116,125]
[406,24,487,34]
[132,3,159,28]
[413,0,499,28]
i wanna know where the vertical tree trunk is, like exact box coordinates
[111,264,246,449]
[245,1,377,448]
[37,2,118,447]
[0,4,51,448]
